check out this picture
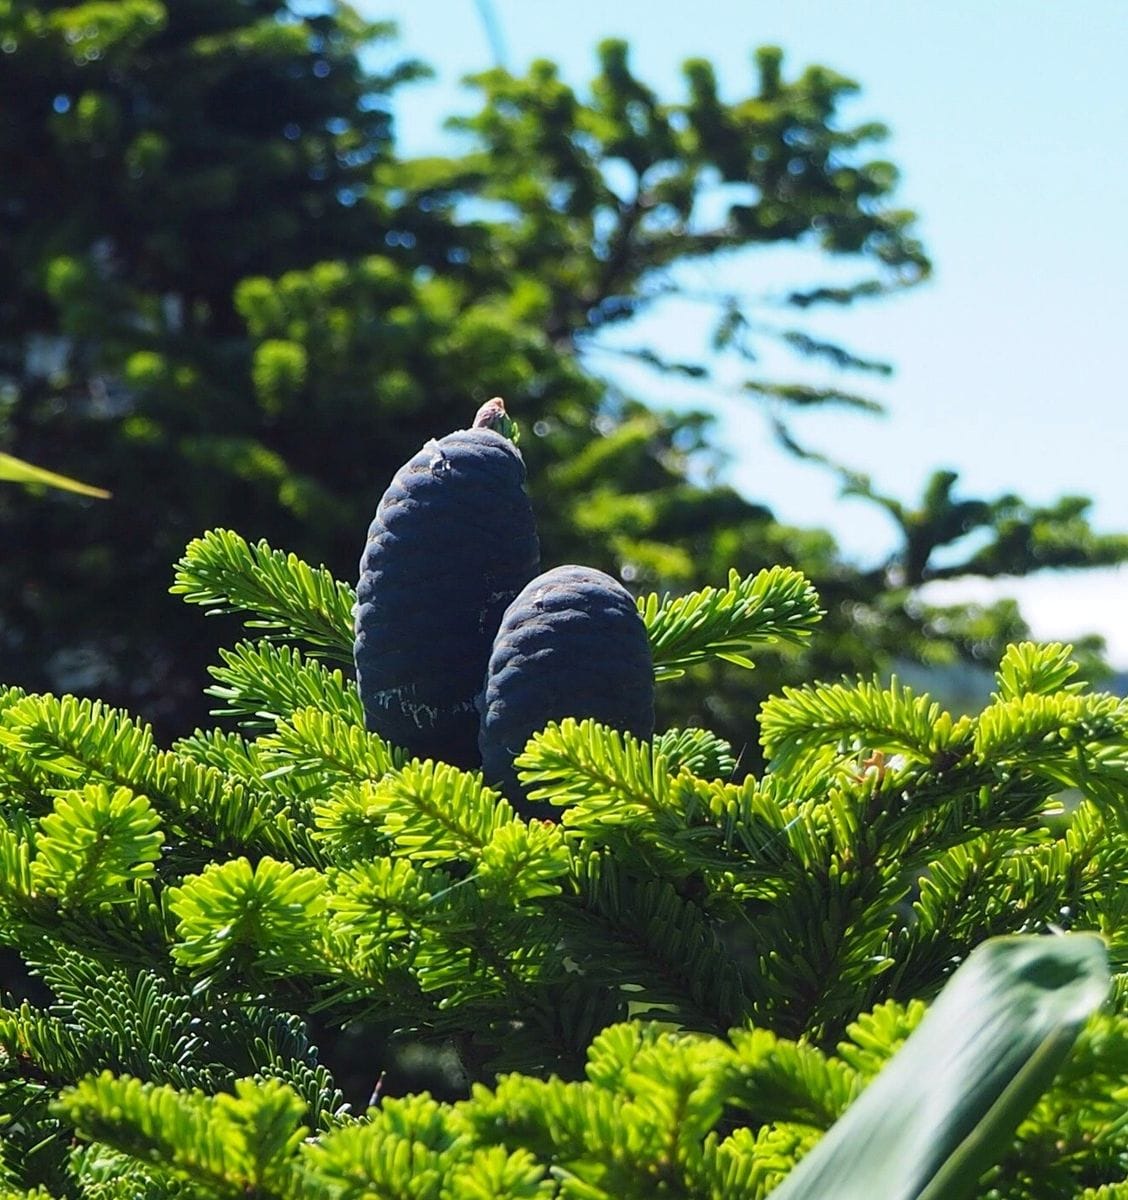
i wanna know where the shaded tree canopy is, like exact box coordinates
[1,2,1124,762]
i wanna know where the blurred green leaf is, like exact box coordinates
[0,453,109,499]
[771,934,1110,1200]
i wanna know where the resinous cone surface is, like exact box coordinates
[355,427,540,766]
[479,564,655,810]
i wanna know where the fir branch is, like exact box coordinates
[974,692,1128,826]
[311,783,393,865]
[410,903,561,1020]
[1075,1184,1128,1200]
[464,1072,673,1195]
[0,1074,65,1194]
[441,1145,551,1199]
[835,997,927,1079]
[1,954,201,1096]
[993,641,1084,702]
[328,857,442,958]
[31,785,163,911]
[475,820,573,906]
[458,1022,837,1197]
[0,695,315,867]
[0,1004,90,1085]
[38,954,197,1080]
[478,977,628,1077]
[206,641,362,731]
[740,839,905,1042]
[778,329,894,376]
[759,674,975,778]
[640,566,821,681]
[16,947,346,1132]
[517,719,676,816]
[565,853,752,1032]
[1,518,1126,1200]
[258,709,403,787]
[171,730,313,807]
[517,719,796,882]
[350,760,516,865]
[725,1026,861,1128]
[880,834,1046,1005]
[858,761,1052,871]
[171,530,355,664]
[68,1145,186,1200]
[0,877,173,976]
[321,780,574,1007]
[1062,802,1128,959]
[653,727,738,781]
[974,692,1126,764]
[168,857,329,983]
[1009,1012,1128,1192]
[0,695,154,791]
[304,1095,465,1197]
[316,859,448,1019]
[0,818,34,908]
[743,379,885,415]
[693,1125,814,1200]
[58,1074,308,1198]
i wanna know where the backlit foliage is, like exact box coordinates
[0,533,1123,1197]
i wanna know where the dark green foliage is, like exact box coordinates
[355,421,539,767]
[0,0,426,732]
[479,565,654,811]
[0,533,1123,1197]
[838,470,1128,589]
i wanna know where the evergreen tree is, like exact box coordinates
[1,15,1125,1191]
[2,3,1125,763]
[0,0,423,727]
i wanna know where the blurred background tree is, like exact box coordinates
[2,0,1125,766]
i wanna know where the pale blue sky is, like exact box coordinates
[360,1,1128,661]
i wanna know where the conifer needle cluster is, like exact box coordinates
[0,529,1122,1198]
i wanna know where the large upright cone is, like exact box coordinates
[354,401,540,766]
[478,564,655,812]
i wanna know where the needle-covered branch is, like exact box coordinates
[172,531,355,664]
[641,566,822,680]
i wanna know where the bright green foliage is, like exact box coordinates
[169,857,329,982]
[994,640,1086,702]
[31,969,1116,1200]
[62,1074,309,1195]
[0,692,315,871]
[171,531,356,664]
[205,641,363,730]
[176,535,825,696]
[0,536,1125,1196]
[651,727,738,781]
[642,566,822,680]
[759,674,974,773]
[31,784,162,910]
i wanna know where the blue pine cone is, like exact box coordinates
[355,414,540,767]
[478,564,655,811]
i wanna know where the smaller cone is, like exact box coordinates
[479,565,655,814]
